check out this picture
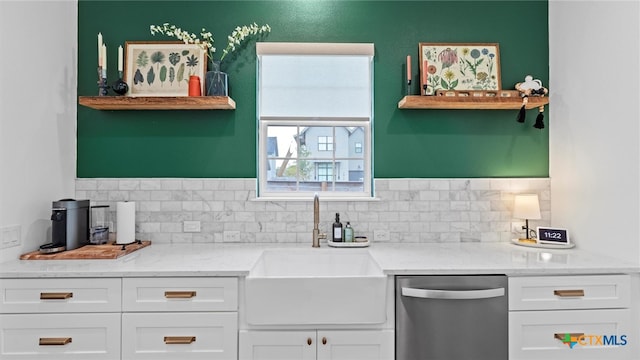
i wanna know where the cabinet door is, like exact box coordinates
[239,330,316,360]
[510,309,632,360]
[316,330,394,360]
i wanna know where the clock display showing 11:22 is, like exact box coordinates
[536,226,570,244]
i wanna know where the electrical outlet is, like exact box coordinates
[374,229,390,242]
[511,221,525,233]
[1,225,21,249]
[183,221,201,233]
[223,230,241,242]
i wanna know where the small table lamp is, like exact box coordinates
[513,194,541,242]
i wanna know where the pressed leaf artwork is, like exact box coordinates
[169,52,180,66]
[159,65,167,86]
[169,67,176,85]
[125,42,206,96]
[146,67,155,85]
[177,63,185,85]
[134,69,144,85]
[151,51,165,69]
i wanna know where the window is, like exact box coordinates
[317,163,333,181]
[318,136,333,151]
[257,43,374,199]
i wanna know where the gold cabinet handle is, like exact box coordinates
[40,292,73,300]
[322,337,327,345]
[307,337,313,346]
[164,291,196,299]
[163,336,196,344]
[555,333,585,341]
[554,289,585,297]
[39,337,72,346]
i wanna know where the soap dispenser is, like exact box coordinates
[332,213,343,242]
[344,222,354,242]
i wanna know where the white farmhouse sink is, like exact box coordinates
[245,249,387,325]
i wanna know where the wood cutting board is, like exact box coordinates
[20,240,151,260]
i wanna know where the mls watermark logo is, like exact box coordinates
[555,333,628,349]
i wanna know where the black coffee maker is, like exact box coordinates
[39,199,90,254]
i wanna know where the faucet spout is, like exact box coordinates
[312,193,326,247]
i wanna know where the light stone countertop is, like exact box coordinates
[0,242,638,278]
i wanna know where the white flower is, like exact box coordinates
[150,22,271,68]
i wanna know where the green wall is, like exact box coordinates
[77,0,549,178]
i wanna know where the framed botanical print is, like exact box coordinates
[124,41,207,96]
[419,43,501,95]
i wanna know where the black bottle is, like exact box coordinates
[332,213,343,242]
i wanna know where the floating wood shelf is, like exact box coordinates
[78,96,236,110]
[398,95,549,110]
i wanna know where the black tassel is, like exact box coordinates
[516,105,526,123]
[516,95,527,123]
[533,111,545,129]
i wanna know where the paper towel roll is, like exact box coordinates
[116,201,136,244]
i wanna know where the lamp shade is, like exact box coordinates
[513,194,541,220]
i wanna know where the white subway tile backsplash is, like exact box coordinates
[119,180,139,190]
[140,179,161,190]
[76,177,550,245]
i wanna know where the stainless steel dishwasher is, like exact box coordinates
[395,275,508,360]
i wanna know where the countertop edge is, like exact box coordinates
[1,242,638,278]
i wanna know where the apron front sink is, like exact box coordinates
[245,249,387,325]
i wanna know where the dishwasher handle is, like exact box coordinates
[401,286,505,300]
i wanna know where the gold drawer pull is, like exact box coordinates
[164,336,196,344]
[554,289,585,297]
[555,333,585,341]
[40,292,73,300]
[39,337,72,346]
[164,291,196,299]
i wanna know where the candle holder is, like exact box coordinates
[97,66,109,96]
[111,71,129,96]
[406,79,411,96]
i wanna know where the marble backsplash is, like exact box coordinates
[75,178,550,244]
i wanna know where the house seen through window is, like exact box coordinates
[257,43,374,199]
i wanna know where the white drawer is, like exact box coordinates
[0,313,120,360]
[509,309,632,360]
[122,277,237,312]
[0,278,122,313]
[122,312,238,360]
[508,275,631,311]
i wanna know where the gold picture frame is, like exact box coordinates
[124,41,207,97]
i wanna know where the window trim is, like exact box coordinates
[256,42,374,200]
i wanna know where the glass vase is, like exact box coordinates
[205,61,228,96]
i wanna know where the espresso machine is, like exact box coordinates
[39,199,90,254]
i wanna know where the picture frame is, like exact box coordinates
[124,41,207,97]
[419,43,501,95]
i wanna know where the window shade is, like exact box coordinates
[257,43,374,118]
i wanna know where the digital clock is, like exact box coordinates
[536,226,570,245]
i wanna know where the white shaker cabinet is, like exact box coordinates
[121,277,238,360]
[239,329,394,360]
[508,274,633,360]
[0,278,122,360]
